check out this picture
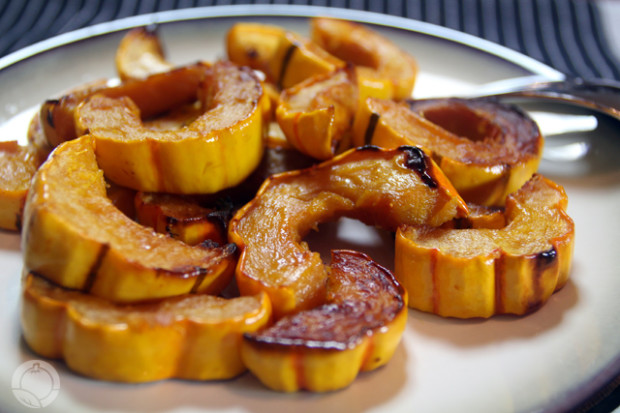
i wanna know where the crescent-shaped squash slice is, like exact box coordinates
[40,63,209,148]
[353,97,543,206]
[226,22,287,82]
[0,141,42,231]
[229,145,467,318]
[276,66,358,160]
[21,272,272,382]
[134,191,229,246]
[268,29,345,89]
[395,174,574,318]
[22,135,236,302]
[75,60,266,194]
[241,249,406,392]
[310,17,418,100]
[115,26,174,81]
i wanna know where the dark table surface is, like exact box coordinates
[0,1,619,412]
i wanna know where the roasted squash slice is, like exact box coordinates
[441,204,506,230]
[310,17,418,100]
[354,97,543,206]
[40,63,208,148]
[115,26,174,81]
[21,272,272,382]
[395,174,574,318]
[276,66,358,160]
[229,145,467,318]
[22,135,236,302]
[242,249,406,392]
[269,29,345,89]
[0,141,42,231]
[226,22,287,82]
[75,60,266,194]
[227,22,344,89]
[134,191,229,246]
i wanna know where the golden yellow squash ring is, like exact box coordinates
[75,60,267,194]
[241,250,407,392]
[310,17,418,100]
[229,145,467,319]
[22,135,236,302]
[395,174,575,318]
[21,272,272,382]
[354,97,544,206]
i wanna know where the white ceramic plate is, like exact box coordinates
[0,5,619,413]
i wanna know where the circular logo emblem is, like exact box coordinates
[12,360,60,408]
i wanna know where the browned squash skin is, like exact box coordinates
[229,145,467,319]
[241,249,407,392]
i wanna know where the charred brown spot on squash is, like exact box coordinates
[278,42,299,89]
[494,252,506,314]
[536,246,558,270]
[43,100,59,128]
[243,250,404,350]
[400,146,437,188]
[364,112,380,145]
[83,243,110,292]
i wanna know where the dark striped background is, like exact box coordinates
[0,0,619,80]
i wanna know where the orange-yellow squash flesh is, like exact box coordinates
[226,22,287,82]
[269,29,345,89]
[75,60,266,194]
[395,174,574,318]
[0,141,42,231]
[276,66,357,160]
[22,135,236,302]
[115,26,174,81]
[21,272,272,382]
[310,17,418,100]
[241,250,407,392]
[134,191,229,246]
[354,97,544,206]
[40,63,209,148]
[229,145,467,319]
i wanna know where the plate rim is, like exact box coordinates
[0,4,564,82]
[1,4,618,413]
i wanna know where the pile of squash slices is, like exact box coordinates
[2,17,574,392]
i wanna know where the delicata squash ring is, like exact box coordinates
[41,63,208,149]
[395,174,575,318]
[310,17,418,101]
[354,97,544,206]
[229,145,467,319]
[241,249,407,392]
[75,60,267,194]
[22,135,237,302]
[21,272,271,382]
[276,66,358,160]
